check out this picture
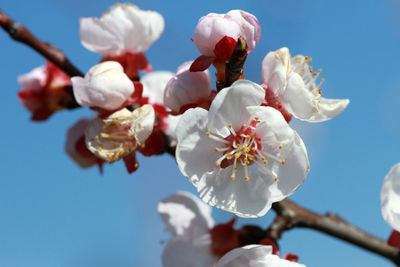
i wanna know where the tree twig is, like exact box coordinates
[267,199,400,266]
[0,9,83,77]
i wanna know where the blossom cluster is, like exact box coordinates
[14,3,355,266]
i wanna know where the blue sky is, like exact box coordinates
[1,0,400,266]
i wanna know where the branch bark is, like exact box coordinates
[267,199,400,266]
[0,9,83,77]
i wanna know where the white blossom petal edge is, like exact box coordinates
[85,105,154,163]
[381,163,400,232]
[261,47,349,122]
[79,3,164,55]
[215,245,306,267]
[71,61,134,110]
[176,80,310,217]
[158,191,217,267]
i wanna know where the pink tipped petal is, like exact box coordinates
[226,10,261,53]
[216,245,306,267]
[193,13,241,57]
[141,71,174,105]
[158,191,214,237]
[381,163,400,232]
[207,80,265,137]
[176,108,222,186]
[17,65,47,90]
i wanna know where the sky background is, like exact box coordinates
[1,0,400,266]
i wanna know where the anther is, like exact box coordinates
[279,145,283,149]
[230,175,236,180]
[215,147,220,152]
[134,163,139,168]
[234,168,239,172]
[275,178,279,182]
[206,131,210,136]
[244,176,250,181]
[263,160,268,164]
[228,123,232,128]
[216,162,220,167]
[281,159,286,165]
[234,153,240,159]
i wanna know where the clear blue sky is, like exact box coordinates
[1,0,400,266]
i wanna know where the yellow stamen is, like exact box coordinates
[281,159,286,165]
[228,123,232,127]
[230,175,235,180]
[275,178,279,182]
[244,176,250,181]
[206,131,210,136]
[134,163,139,168]
[279,145,283,149]
[215,147,220,152]
[216,162,220,167]
[234,153,240,159]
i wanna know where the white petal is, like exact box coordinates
[141,71,174,105]
[207,80,265,137]
[164,61,212,113]
[261,47,291,96]
[131,104,155,144]
[158,191,214,237]
[381,163,400,231]
[164,114,182,142]
[79,17,122,55]
[176,108,222,186]
[197,167,273,218]
[65,118,98,168]
[216,245,305,267]
[247,106,310,202]
[284,72,349,122]
[72,61,134,110]
[162,235,216,267]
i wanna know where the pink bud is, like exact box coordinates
[193,10,261,58]
[164,61,212,113]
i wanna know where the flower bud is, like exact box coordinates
[193,10,261,59]
[71,61,134,110]
[164,61,212,113]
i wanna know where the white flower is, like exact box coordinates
[164,61,212,113]
[85,105,154,163]
[176,80,310,217]
[159,191,217,267]
[71,61,134,110]
[79,3,164,56]
[216,245,306,267]
[261,47,349,122]
[381,163,400,232]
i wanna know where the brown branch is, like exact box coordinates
[0,9,83,77]
[267,199,400,266]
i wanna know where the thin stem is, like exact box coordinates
[267,199,400,266]
[0,9,83,77]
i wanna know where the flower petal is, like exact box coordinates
[216,245,305,267]
[162,235,216,267]
[197,166,274,218]
[247,106,310,202]
[284,72,349,122]
[261,47,291,96]
[207,80,265,137]
[131,104,155,144]
[79,17,122,55]
[141,71,174,105]
[158,191,214,237]
[176,108,222,186]
[381,163,400,232]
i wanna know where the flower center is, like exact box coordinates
[206,117,285,182]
